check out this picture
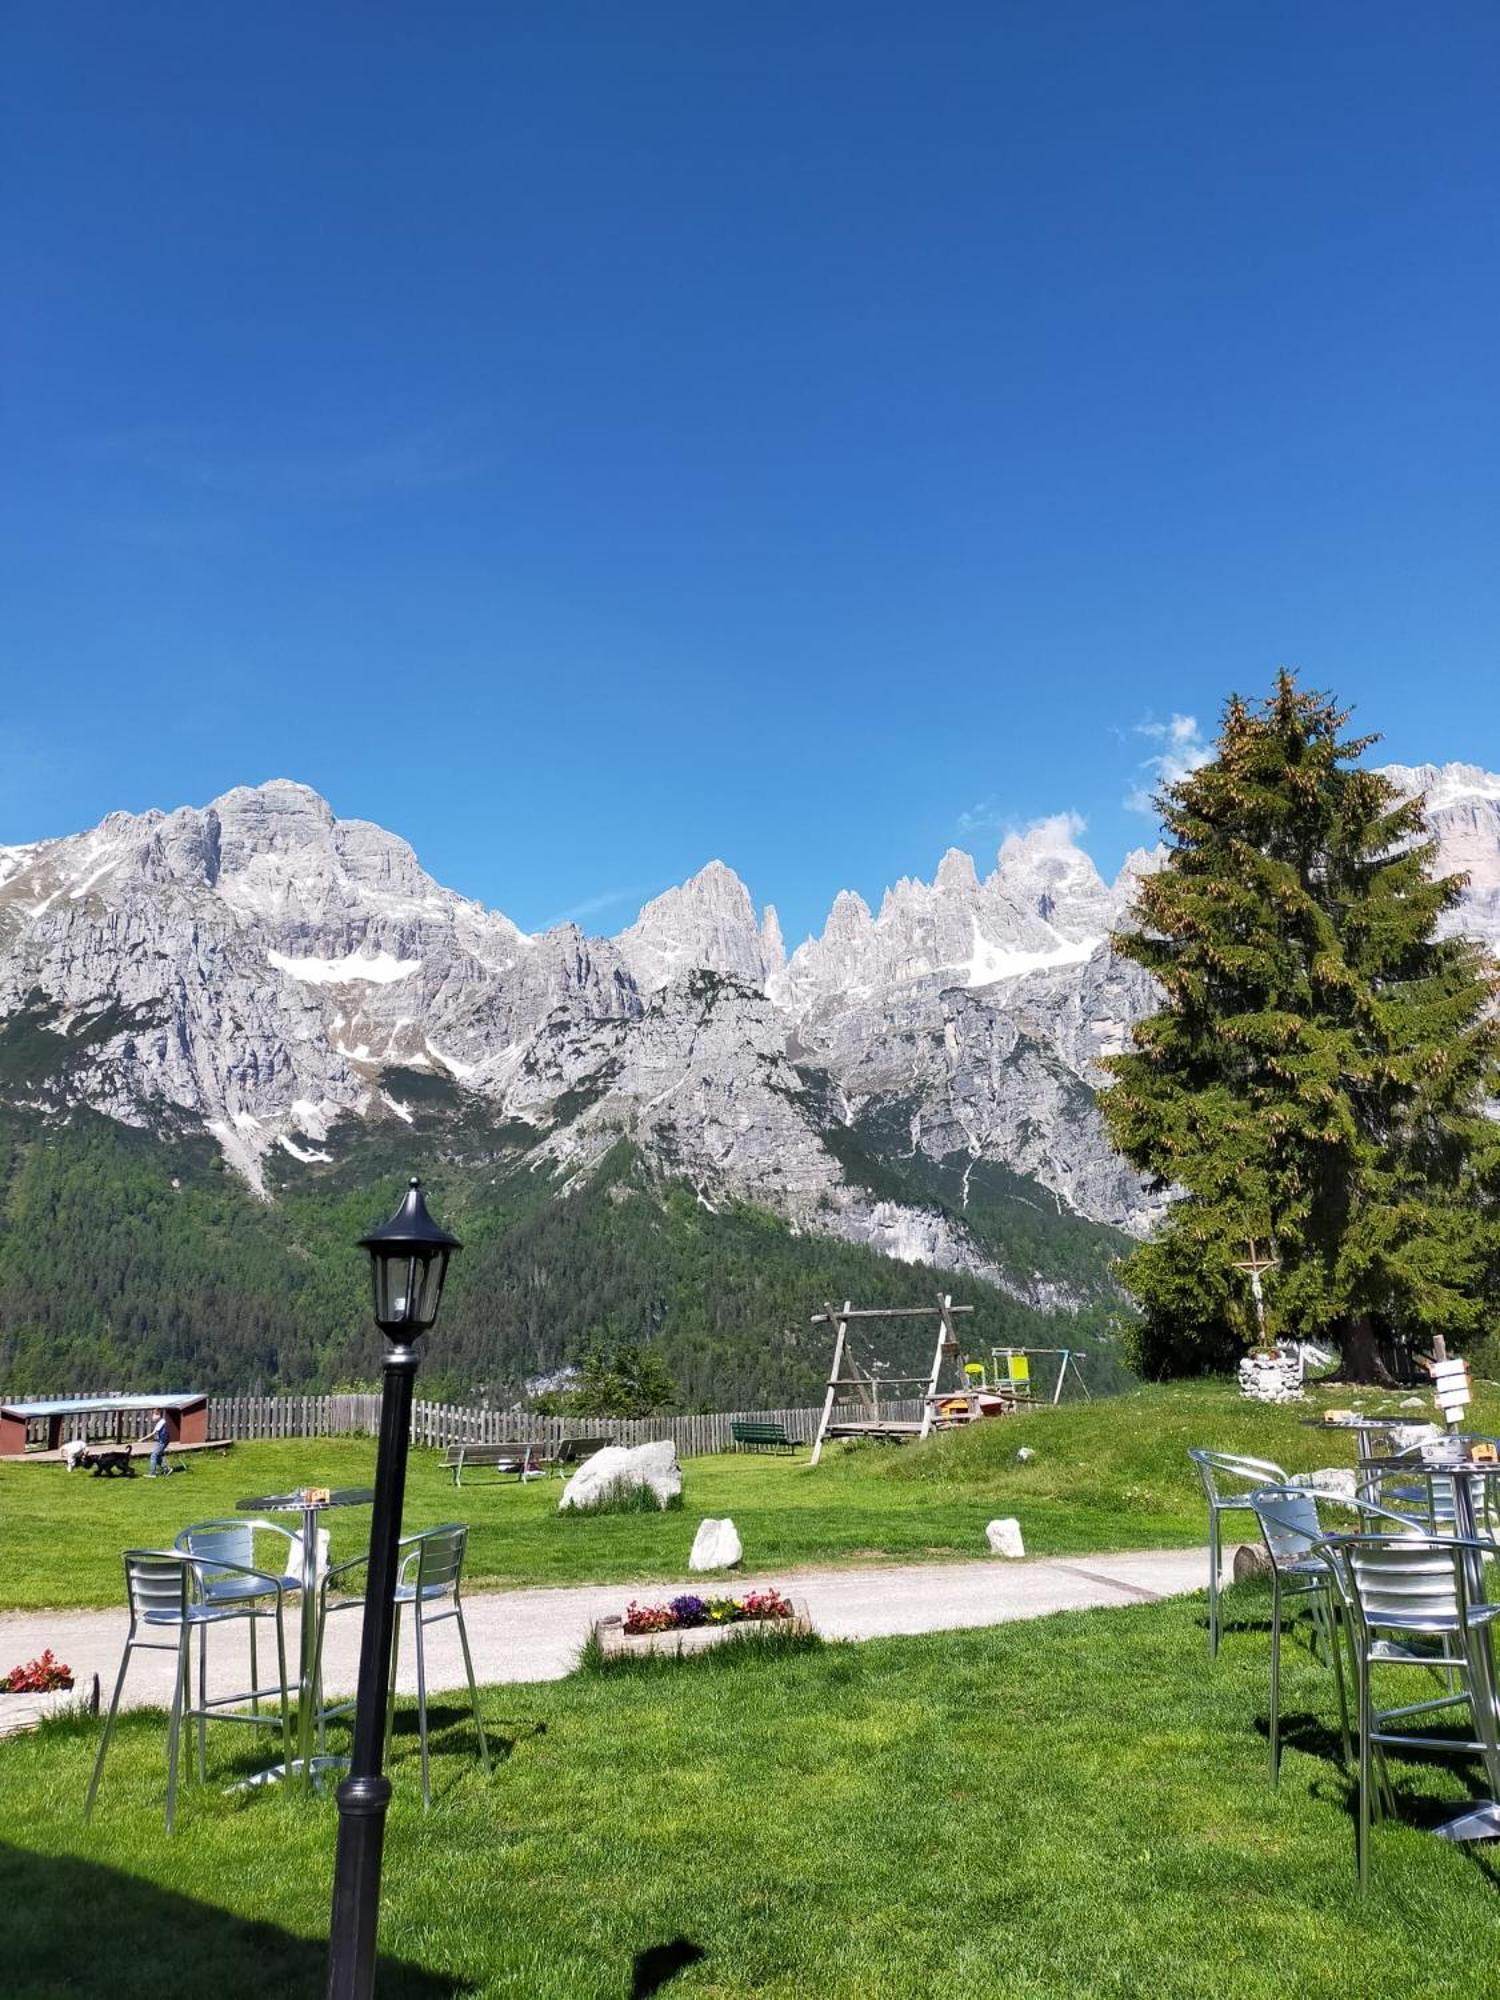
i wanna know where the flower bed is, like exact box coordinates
[596,1589,809,1659]
[0,1653,95,1739]
[624,1589,795,1636]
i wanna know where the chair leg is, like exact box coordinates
[84,1639,135,1822]
[1207,1505,1221,1658]
[456,1602,491,1778]
[197,1623,209,1782]
[414,1612,431,1809]
[273,1605,293,1773]
[1323,1595,1352,1768]
[1268,1572,1282,1786]
[385,1603,402,1768]
[165,1630,189,1834]
[311,1595,328,1759]
[249,1615,260,1717]
[1357,1660,1372,1893]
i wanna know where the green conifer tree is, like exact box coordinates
[1101,672,1500,1383]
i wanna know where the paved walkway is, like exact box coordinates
[0,1548,1209,1714]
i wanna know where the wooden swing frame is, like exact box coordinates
[808,1295,976,1466]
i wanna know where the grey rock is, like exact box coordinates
[558,1441,682,1512]
[1289,1468,1358,1500]
[1232,1543,1273,1582]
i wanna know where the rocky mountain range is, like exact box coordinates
[2,762,1497,1313]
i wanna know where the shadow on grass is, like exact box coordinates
[1268,1708,1500,1890]
[0,1840,470,1997]
[631,1935,707,1998]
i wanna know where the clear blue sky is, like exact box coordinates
[3,5,1497,943]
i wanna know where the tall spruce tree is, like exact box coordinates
[1101,672,1500,1383]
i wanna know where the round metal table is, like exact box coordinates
[1298,1415,1438,1500]
[235,1485,373,1788]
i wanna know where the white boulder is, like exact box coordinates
[558,1440,682,1512]
[1289,1467,1357,1500]
[986,1517,1025,1558]
[688,1517,742,1571]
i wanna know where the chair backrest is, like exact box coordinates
[123,1549,190,1622]
[402,1522,468,1599]
[1188,1448,1288,1504]
[1248,1486,1323,1567]
[1322,1532,1469,1633]
[175,1519,256,1582]
[1250,1485,1421,1570]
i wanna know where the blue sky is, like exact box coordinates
[3,5,1497,943]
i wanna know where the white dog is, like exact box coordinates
[62,1438,89,1472]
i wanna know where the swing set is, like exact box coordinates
[808,1302,1092,1465]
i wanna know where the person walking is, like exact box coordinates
[147,1408,171,1477]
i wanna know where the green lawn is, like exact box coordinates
[4,1378,1488,1611]
[4,1586,1498,1997]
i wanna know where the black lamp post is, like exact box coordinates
[326,1177,460,2000]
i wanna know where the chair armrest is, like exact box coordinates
[190,1556,286,1596]
[323,1552,369,1589]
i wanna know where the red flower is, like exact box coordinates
[4,1649,74,1692]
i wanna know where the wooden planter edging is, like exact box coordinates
[593,1600,812,1660]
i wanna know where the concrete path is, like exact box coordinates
[0,1548,1209,1715]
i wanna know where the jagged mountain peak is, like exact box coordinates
[936,847,980,892]
[614,858,775,994]
[1383,761,1500,813]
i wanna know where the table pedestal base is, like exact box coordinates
[229,1752,349,1795]
[1433,1798,1500,1843]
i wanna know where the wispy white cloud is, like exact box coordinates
[956,802,1087,849]
[539,884,652,931]
[955,799,1006,836]
[1125,714,1212,815]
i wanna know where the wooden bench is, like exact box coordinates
[553,1437,609,1475]
[443,1442,547,1487]
[731,1421,800,1454]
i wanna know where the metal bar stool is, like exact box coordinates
[314,1521,489,1807]
[84,1549,293,1831]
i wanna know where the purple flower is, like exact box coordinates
[668,1594,709,1627]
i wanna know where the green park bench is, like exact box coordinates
[731,1420,800,1454]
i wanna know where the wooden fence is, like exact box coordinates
[202,1393,929,1456]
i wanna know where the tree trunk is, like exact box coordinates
[1328,1312,1401,1386]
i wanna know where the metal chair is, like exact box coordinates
[84,1549,293,1831]
[1316,1531,1500,1891]
[1248,1486,1420,1785]
[1187,1449,1290,1656]
[173,1518,306,1728]
[315,1521,489,1808]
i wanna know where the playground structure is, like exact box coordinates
[809,1296,975,1465]
[809,1304,1094,1465]
[972,1347,1093,1410]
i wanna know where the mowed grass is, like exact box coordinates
[5,1587,1500,1997]
[4,1377,1494,1611]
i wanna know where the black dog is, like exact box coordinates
[84,1448,136,1478]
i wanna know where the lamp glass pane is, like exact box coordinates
[415,1249,448,1326]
